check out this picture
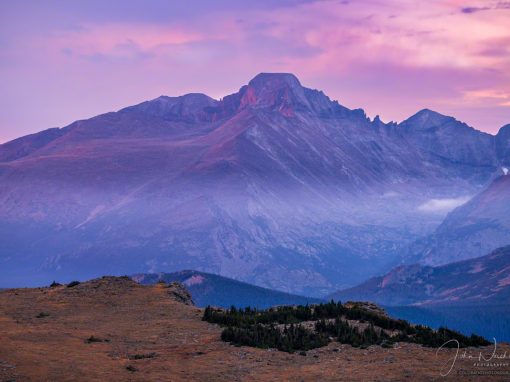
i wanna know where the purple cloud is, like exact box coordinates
[461,1,510,14]
[461,7,490,14]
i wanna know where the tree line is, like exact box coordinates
[203,301,489,353]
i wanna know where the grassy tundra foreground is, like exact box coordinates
[0,277,507,381]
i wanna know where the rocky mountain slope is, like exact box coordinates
[133,270,322,308]
[1,73,508,294]
[408,173,510,265]
[1,276,505,381]
[330,245,510,306]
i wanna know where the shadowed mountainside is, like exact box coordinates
[132,270,322,308]
[329,246,510,306]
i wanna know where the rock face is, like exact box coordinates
[343,301,388,317]
[329,245,510,306]
[0,72,508,295]
[165,281,195,306]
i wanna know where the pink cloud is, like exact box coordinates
[0,0,509,141]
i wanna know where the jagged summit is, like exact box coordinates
[247,72,303,93]
[237,72,310,112]
[231,72,353,117]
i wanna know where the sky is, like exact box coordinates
[1,0,509,142]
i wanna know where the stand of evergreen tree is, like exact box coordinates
[315,318,390,348]
[203,301,490,352]
[221,323,329,353]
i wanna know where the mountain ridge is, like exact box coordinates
[329,245,510,306]
[4,73,508,157]
[132,269,323,308]
[0,72,508,294]
[3,73,507,167]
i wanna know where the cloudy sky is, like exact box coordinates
[1,0,509,142]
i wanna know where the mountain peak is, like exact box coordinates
[399,108,455,131]
[239,72,309,113]
[248,72,302,90]
[410,108,450,121]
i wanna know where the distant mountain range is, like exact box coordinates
[1,73,509,294]
[132,270,322,308]
[329,246,510,342]
[329,245,510,306]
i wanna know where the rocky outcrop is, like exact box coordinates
[165,282,195,306]
[343,301,388,317]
